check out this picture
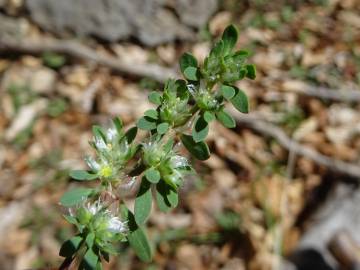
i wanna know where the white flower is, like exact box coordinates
[107,216,128,233]
[170,155,188,168]
[85,200,103,215]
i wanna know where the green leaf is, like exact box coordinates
[222,24,238,54]
[184,67,198,81]
[148,91,162,105]
[180,52,198,74]
[59,235,83,257]
[230,87,249,113]
[85,232,95,248]
[192,115,209,142]
[163,138,174,153]
[92,125,106,142]
[220,85,235,100]
[125,126,137,143]
[155,181,172,212]
[126,208,153,262]
[69,170,97,181]
[42,52,66,69]
[245,64,256,80]
[63,215,77,225]
[203,111,215,123]
[137,116,157,131]
[181,134,210,160]
[167,188,178,208]
[144,109,158,120]
[216,109,236,128]
[60,188,94,207]
[210,40,224,57]
[134,178,152,225]
[112,117,123,133]
[157,122,169,135]
[81,248,99,270]
[145,168,161,184]
[96,261,103,270]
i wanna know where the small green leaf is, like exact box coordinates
[192,115,209,142]
[92,125,106,142]
[60,188,94,207]
[85,232,95,248]
[216,109,236,128]
[125,126,137,143]
[220,85,235,100]
[157,122,169,135]
[155,181,172,212]
[126,208,153,262]
[210,40,224,57]
[148,91,162,105]
[144,109,158,120]
[167,188,178,208]
[145,168,161,183]
[222,24,238,54]
[180,52,198,74]
[137,117,157,130]
[96,261,103,270]
[230,87,249,113]
[134,178,152,225]
[63,215,77,225]
[203,111,215,123]
[181,134,210,160]
[184,67,198,81]
[245,64,256,80]
[112,117,123,133]
[70,170,97,181]
[82,248,98,270]
[59,236,83,257]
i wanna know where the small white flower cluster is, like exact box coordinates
[72,200,128,235]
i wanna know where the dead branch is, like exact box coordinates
[1,37,360,103]
[289,85,360,102]
[232,112,360,179]
[0,37,178,82]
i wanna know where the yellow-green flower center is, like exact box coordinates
[100,166,113,178]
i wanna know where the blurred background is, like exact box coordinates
[0,0,360,269]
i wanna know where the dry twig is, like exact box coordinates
[232,112,360,179]
[289,85,360,102]
[2,37,360,104]
[0,37,178,82]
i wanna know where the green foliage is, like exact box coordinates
[125,207,153,262]
[70,170,98,181]
[181,134,210,160]
[60,188,94,207]
[134,178,152,225]
[59,235,83,257]
[60,24,256,268]
[42,52,66,69]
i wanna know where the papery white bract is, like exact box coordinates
[107,216,128,234]
[106,127,117,142]
[94,136,107,151]
[86,200,103,215]
[170,155,188,168]
[85,156,101,171]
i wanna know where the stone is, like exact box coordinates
[25,0,218,46]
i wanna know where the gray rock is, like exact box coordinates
[289,183,360,269]
[176,0,218,28]
[25,0,217,46]
[0,14,26,40]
